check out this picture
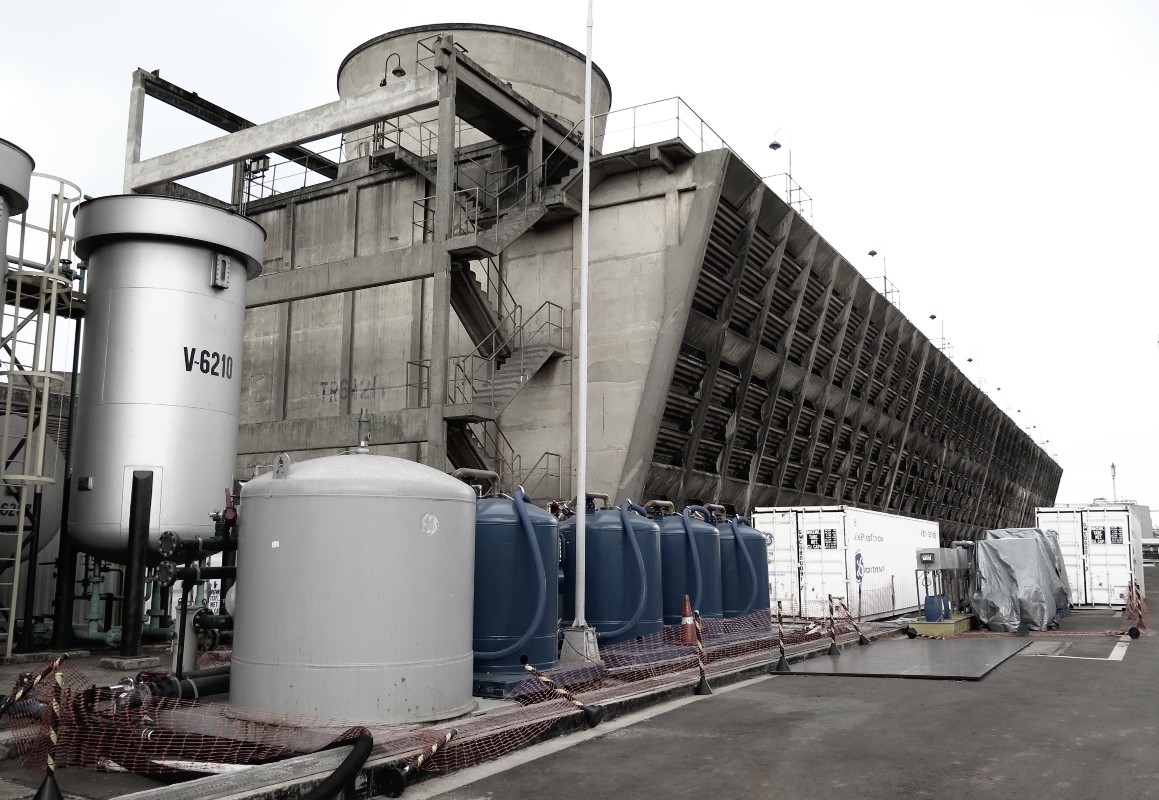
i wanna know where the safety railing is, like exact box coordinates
[763,172,814,226]
[446,300,563,408]
[593,97,728,157]
[520,451,563,501]
[405,360,430,408]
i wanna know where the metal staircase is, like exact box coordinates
[371,110,583,495]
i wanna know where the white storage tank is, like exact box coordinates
[70,196,265,561]
[231,452,477,723]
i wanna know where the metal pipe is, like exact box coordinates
[120,471,153,657]
[157,564,237,588]
[50,269,85,649]
[18,488,43,652]
[574,0,594,629]
[175,583,192,678]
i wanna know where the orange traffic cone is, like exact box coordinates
[680,595,696,646]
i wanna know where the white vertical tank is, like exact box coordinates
[232,452,477,723]
[70,196,265,561]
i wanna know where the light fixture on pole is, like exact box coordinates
[768,128,792,183]
[767,129,813,223]
[379,53,406,86]
[928,313,952,357]
[866,249,900,309]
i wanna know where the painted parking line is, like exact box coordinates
[1030,635,1131,661]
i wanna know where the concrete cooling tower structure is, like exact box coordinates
[121,23,1061,543]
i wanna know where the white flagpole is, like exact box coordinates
[574,0,594,629]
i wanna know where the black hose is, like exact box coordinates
[729,518,759,615]
[143,672,230,700]
[600,503,648,639]
[474,491,548,660]
[301,734,374,800]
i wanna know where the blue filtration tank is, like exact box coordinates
[649,501,722,623]
[473,490,560,672]
[717,513,772,618]
[561,500,662,644]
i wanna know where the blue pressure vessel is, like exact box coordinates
[656,505,722,623]
[561,502,662,644]
[718,516,772,618]
[473,492,560,672]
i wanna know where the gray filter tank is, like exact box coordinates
[70,196,264,561]
[232,453,477,723]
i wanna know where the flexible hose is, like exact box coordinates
[730,518,759,615]
[599,503,649,639]
[301,733,374,800]
[474,490,549,660]
[680,509,705,611]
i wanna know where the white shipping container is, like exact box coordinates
[1036,504,1149,606]
[751,506,940,620]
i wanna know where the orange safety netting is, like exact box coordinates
[3,609,895,784]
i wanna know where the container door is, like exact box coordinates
[1084,509,1132,605]
[799,510,848,618]
[756,510,801,617]
[1037,509,1086,604]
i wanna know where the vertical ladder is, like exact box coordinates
[0,173,80,656]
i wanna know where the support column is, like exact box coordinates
[123,71,147,194]
[433,36,458,242]
[427,35,458,472]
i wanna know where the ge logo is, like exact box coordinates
[854,549,864,584]
[763,532,774,547]
[421,513,439,537]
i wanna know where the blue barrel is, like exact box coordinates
[656,505,722,623]
[561,503,662,644]
[473,491,560,672]
[718,515,772,618]
[923,595,946,622]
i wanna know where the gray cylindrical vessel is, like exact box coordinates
[69,196,265,561]
[232,453,477,723]
[0,138,34,259]
[338,24,614,154]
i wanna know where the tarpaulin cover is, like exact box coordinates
[984,528,1072,611]
[972,536,1069,631]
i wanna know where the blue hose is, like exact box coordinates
[474,490,549,661]
[599,503,649,639]
[730,518,759,615]
[685,504,715,524]
[680,509,704,611]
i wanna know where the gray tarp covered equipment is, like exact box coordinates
[972,532,1070,632]
[984,528,1072,611]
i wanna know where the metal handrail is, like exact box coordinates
[445,300,562,406]
[405,360,431,408]
[521,451,563,500]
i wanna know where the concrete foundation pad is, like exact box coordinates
[98,655,160,671]
[0,650,91,666]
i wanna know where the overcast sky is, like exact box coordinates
[6,1,1158,509]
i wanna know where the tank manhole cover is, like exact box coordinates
[1017,641,1073,657]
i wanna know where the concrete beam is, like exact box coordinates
[238,408,429,454]
[245,244,439,308]
[128,73,440,190]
